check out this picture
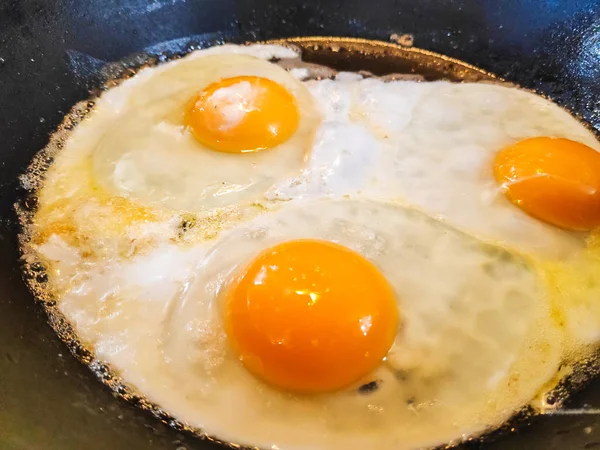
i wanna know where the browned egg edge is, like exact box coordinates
[14,37,600,450]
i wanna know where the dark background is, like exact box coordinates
[2,0,600,449]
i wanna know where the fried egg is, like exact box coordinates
[19,42,600,450]
[33,200,562,450]
[269,78,600,259]
[52,44,320,213]
[27,45,317,258]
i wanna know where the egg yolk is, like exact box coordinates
[224,239,399,393]
[493,137,600,231]
[185,76,300,153]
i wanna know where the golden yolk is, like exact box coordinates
[224,239,399,394]
[185,76,300,153]
[493,137,600,231]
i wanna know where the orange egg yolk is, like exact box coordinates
[185,76,300,153]
[493,137,600,231]
[224,239,399,394]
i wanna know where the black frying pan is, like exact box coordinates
[3,1,600,449]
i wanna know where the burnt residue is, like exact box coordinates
[176,214,198,240]
[358,380,379,394]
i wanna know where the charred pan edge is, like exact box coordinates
[13,36,598,450]
[268,36,501,82]
[275,37,600,140]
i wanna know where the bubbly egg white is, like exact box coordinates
[21,43,600,450]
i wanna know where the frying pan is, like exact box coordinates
[2,0,600,449]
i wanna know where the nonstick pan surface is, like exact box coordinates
[3,1,600,449]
